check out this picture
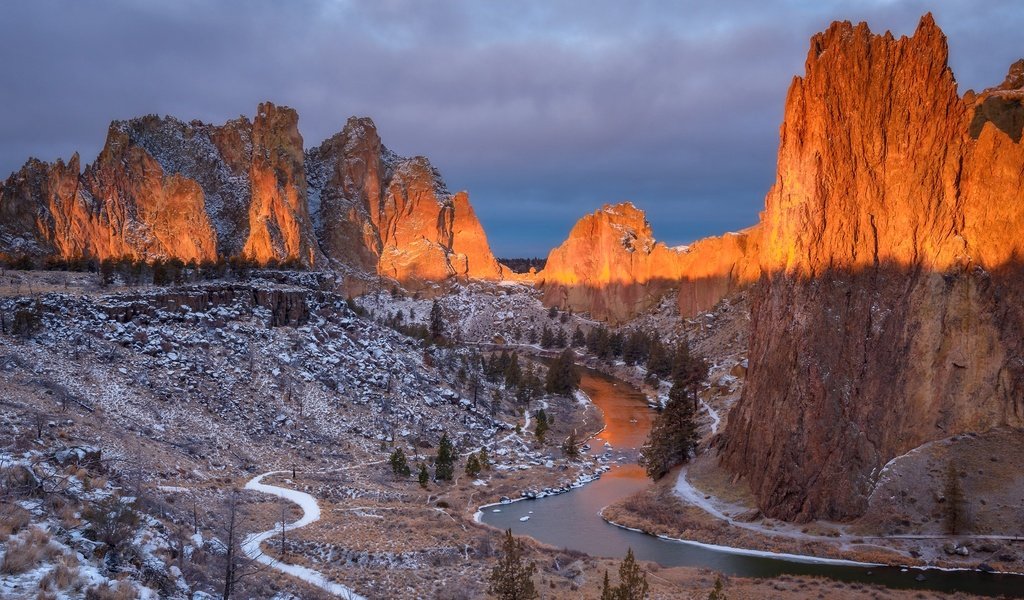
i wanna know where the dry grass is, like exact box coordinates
[84,579,138,600]
[0,502,32,537]
[39,552,80,592]
[0,527,59,575]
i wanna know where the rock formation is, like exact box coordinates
[306,116,504,287]
[720,14,1024,521]
[539,202,685,322]
[0,106,504,286]
[539,202,760,322]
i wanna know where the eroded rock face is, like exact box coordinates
[306,116,504,287]
[539,202,759,322]
[242,103,324,267]
[539,202,683,322]
[720,14,1024,521]
[0,106,503,283]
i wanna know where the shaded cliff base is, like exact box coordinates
[605,430,1024,574]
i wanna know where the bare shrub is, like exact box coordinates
[1,527,59,574]
[0,502,32,536]
[39,552,80,592]
[84,580,138,600]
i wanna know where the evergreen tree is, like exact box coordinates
[572,326,586,348]
[545,348,580,396]
[389,447,411,477]
[478,447,491,471]
[601,570,615,600]
[555,327,568,348]
[465,452,482,478]
[430,300,444,342]
[623,330,651,365]
[707,575,727,600]
[615,548,649,600]
[417,463,429,488]
[504,352,522,389]
[609,331,624,357]
[488,529,539,600]
[672,341,709,402]
[646,337,673,378]
[434,432,456,481]
[534,408,549,442]
[640,377,698,480]
[540,325,555,349]
[562,430,580,460]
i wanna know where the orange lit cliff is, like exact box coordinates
[721,14,1024,521]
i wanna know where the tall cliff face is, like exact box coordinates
[720,15,1024,521]
[0,106,503,284]
[306,116,504,287]
[242,103,324,266]
[539,202,759,322]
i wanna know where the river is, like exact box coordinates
[480,367,1024,597]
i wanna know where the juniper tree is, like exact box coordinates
[465,452,482,478]
[572,326,586,348]
[417,463,429,488]
[562,430,580,460]
[434,432,456,481]
[389,447,411,477]
[429,300,444,342]
[534,408,549,442]
[545,348,580,396]
[488,529,539,600]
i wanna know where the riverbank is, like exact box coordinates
[602,452,1024,576]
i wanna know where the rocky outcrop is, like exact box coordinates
[0,106,504,284]
[720,15,1024,521]
[539,202,759,322]
[242,103,324,267]
[538,202,686,323]
[306,116,504,287]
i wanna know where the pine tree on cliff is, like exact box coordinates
[429,300,444,342]
[640,376,698,480]
[434,432,456,481]
[488,529,539,600]
[545,348,580,396]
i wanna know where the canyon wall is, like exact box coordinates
[720,14,1024,521]
[0,106,503,287]
[539,202,760,322]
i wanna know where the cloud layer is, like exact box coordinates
[1,1,1021,255]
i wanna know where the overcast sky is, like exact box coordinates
[1,1,1021,256]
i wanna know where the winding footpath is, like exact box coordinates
[242,472,366,600]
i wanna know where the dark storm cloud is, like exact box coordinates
[1,1,1022,255]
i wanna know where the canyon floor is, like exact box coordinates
[0,269,1016,599]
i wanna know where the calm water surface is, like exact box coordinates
[482,367,1024,597]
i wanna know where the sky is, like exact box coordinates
[1,1,1021,256]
